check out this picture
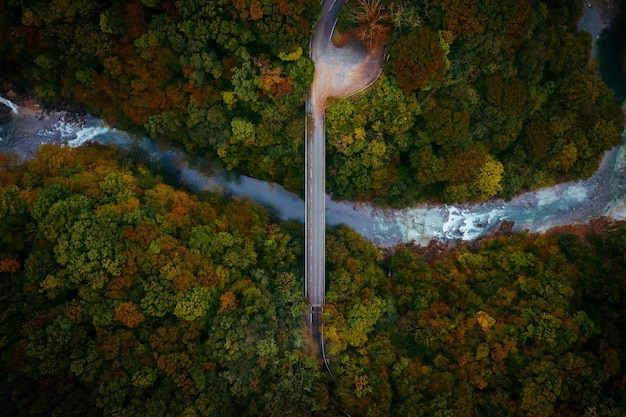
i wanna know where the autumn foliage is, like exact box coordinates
[114,302,145,328]
[1,0,319,193]
[390,27,447,93]
[327,0,623,205]
[0,146,624,415]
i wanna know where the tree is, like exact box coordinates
[471,155,504,199]
[0,185,28,259]
[114,302,145,328]
[230,118,256,146]
[421,105,470,148]
[441,0,486,38]
[523,118,552,159]
[174,285,217,321]
[141,274,177,318]
[485,75,527,116]
[390,26,448,93]
[352,0,390,47]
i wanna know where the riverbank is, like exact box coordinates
[2,0,625,251]
[596,0,626,102]
[382,215,620,265]
[0,91,92,161]
[577,0,621,58]
[2,89,626,251]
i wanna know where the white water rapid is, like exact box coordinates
[0,96,19,114]
[1,98,625,247]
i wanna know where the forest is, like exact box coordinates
[328,0,625,205]
[1,0,625,415]
[0,0,320,192]
[0,146,624,415]
[1,0,624,206]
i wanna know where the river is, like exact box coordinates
[1,2,625,248]
[2,98,625,247]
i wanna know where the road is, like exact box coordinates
[306,0,347,311]
[305,99,325,309]
[305,0,384,357]
[304,2,330,357]
[305,0,346,353]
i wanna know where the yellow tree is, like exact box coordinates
[471,155,504,200]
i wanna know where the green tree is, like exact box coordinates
[174,285,217,321]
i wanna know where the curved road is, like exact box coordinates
[305,0,384,356]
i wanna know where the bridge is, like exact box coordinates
[304,0,384,361]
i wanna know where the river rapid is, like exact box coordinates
[1,98,625,248]
[1,2,625,248]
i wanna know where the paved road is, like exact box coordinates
[304,99,325,309]
[305,0,384,358]
[306,0,346,312]
[304,0,344,360]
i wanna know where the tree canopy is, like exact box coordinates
[1,0,319,192]
[1,0,623,206]
[1,1,626,414]
[325,0,624,206]
[0,144,625,416]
